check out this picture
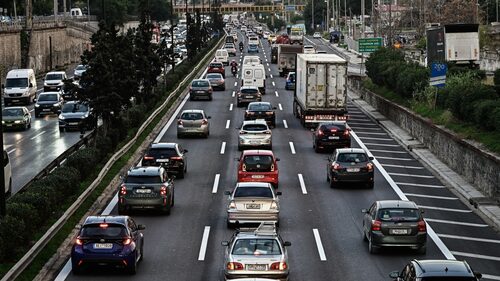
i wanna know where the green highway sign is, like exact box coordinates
[358,37,383,53]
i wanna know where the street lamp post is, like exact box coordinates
[325,0,329,31]
[312,0,315,31]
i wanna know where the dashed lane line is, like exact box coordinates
[212,174,220,194]
[30,131,46,140]
[381,164,424,170]
[425,218,489,227]
[232,91,235,97]
[405,193,457,200]
[370,149,408,154]
[220,142,226,154]
[270,74,273,78]
[312,229,327,261]
[198,226,211,261]
[451,251,500,262]
[234,81,237,87]
[482,274,500,281]
[229,103,233,111]
[354,131,388,135]
[358,136,394,141]
[275,91,279,97]
[419,205,472,213]
[376,156,414,161]
[226,120,231,129]
[283,120,288,128]
[278,103,283,111]
[289,142,296,154]
[363,143,400,147]
[272,81,275,87]
[298,174,307,194]
[396,182,445,188]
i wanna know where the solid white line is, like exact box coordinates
[350,130,456,260]
[283,120,288,129]
[381,164,424,169]
[232,91,235,97]
[358,136,394,141]
[278,103,283,111]
[275,91,279,97]
[350,127,381,131]
[54,262,71,281]
[226,120,231,129]
[376,156,413,161]
[102,194,118,215]
[272,81,275,87]
[312,229,327,261]
[7,148,16,154]
[155,94,189,143]
[426,218,489,227]
[198,226,211,261]
[396,182,445,188]
[354,131,388,135]
[30,131,46,140]
[348,121,379,126]
[234,81,237,87]
[212,174,220,194]
[298,174,307,194]
[389,172,434,178]
[419,205,472,213]
[289,142,296,154]
[482,274,500,281]
[406,193,457,200]
[229,103,233,111]
[438,234,500,243]
[451,251,500,262]
[363,143,400,147]
[220,142,226,154]
[270,74,273,78]
[370,149,408,154]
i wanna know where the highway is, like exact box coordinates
[55,32,500,280]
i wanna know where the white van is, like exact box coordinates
[215,49,229,65]
[44,71,67,91]
[70,8,83,17]
[3,149,12,195]
[2,69,37,106]
[243,56,262,65]
[242,64,266,94]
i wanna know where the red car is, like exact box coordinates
[236,150,280,188]
[207,62,226,78]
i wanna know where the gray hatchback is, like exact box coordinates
[177,109,210,138]
[326,148,374,188]
[189,79,213,101]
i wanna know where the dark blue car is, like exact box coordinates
[247,44,259,53]
[71,216,145,275]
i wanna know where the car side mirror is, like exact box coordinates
[369,156,374,160]
[207,116,211,119]
[183,149,188,153]
[474,272,482,279]
[276,158,280,161]
[33,98,37,102]
[224,190,231,195]
[276,191,282,196]
[283,241,291,247]
[137,224,146,230]
[389,271,400,278]
[361,208,368,213]
[221,241,229,246]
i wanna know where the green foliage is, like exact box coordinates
[472,99,500,130]
[416,37,426,50]
[66,149,99,179]
[494,69,500,94]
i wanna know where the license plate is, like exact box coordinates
[346,168,360,172]
[251,175,265,179]
[390,229,409,235]
[43,108,51,111]
[93,243,113,249]
[6,124,12,127]
[328,136,340,140]
[246,264,267,271]
[246,203,261,209]
[135,188,152,194]
[197,91,205,93]
[246,95,253,98]
[69,122,79,125]
[12,99,19,102]
[156,159,169,163]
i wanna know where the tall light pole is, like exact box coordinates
[361,0,365,37]
[497,0,499,22]
[312,0,315,30]
[325,0,329,31]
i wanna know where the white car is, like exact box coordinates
[263,31,270,39]
[44,71,67,91]
[303,45,316,54]
[313,32,322,39]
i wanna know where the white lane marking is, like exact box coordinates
[268,68,271,72]
[220,142,226,154]
[54,262,71,281]
[272,81,275,87]
[234,81,237,87]
[451,251,500,262]
[298,174,307,194]
[7,148,16,154]
[212,174,220,194]
[350,130,456,259]
[350,127,381,131]
[347,121,379,126]
[270,74,273,78]
[232,91,235,97]
[102,194,118,215]
[364,143,402,147]
[438,234,500,243]
[275,91,279,97]
[370,149,408,154]
[355,131,388,135]
[396,182,445,188]
[198,226,211,261]
[419,205,472,213]
[389,172,434,178]
[267,63,270,66]
[278,103,283,111]
[405,193,457,200]
[376,156,413,161]
[155,93,189,143]
[381,164,424,170]
[236,74,239,79]
[29,109,34,113]
[482,274,500,281]
[226,120,231,129]
[30,131,46,140]
[229,103,233,111]
[289,142,296,154]
[283,120,288,129]
[312,229,327,261]
[426,218,489,227]
[358,136,394,141]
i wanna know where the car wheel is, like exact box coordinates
[226,219,233,228]
[329,178,336,188]
[139,242,144,261]
[162,203,171,215]
[368,237,379,254]
[178,169,185,179]
[314,142,321,153]
[236,101,241,107]
[72,266,82,275]
[28,121,31,129]
[177,132,183,139]
[5,179,12,197]
[24,123,29,130]
[171,193,175,207]
[189,95,194,101]
[209,95,213,101]
[238,145,242,151]
[362,225,368,241]
[35,113,40,118]
[127,258,137,275]
[417,246,427,255]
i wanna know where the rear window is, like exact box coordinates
[336,153,368,163]
[125,175,162,184]
[240,88,259,94]
[234,186,273,198]
[232,239,281,255]
[242,124,268,131]
[181,112,204,120]
[320,123,346,131]
[377,208,420,222]
[206,74,222,79]
[243,155,273,172]
[38,94,58,101]
[81,224,127,238]
[46,73,63,80]
[147,148,178,158]
[192,80,209,87]
[209,63,222,68]
[248,103,272,111]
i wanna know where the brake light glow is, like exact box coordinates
[171,156,182,160]
[123,237,132,245]
[143,156,154,160]
[418,220,427,232]
[343,129,350,136]
[270,261,287,270]
[265,111,273,115]
[332,163,342,170]
[367,163,374,172]
[227,262,244,270]
[371,220,382,231]
[75,237,83,245]
[331,129,338,133]
[99,223,108,228]
[160,186,167,196]
[120,184,127,195]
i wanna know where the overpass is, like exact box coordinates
[173,3,305,14]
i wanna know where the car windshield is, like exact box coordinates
[242,124,268,131]
[46,73,63,80]
[80,224,127,238]
[2,108,23,116]
[75,65,86,70]
[243,155,273,172]
[62,103,88,113]
[248,103,272,111]
[232,239,281,255]
[38,94,58,101]
[240,88,259,94]
[336,153,368,163]
[125,175,162,184]
[206,74,222,79]
[147,148,178,158]
[225,44,234,48]
[192,80,209,87]
[377,208,420,222]
[5,78,28,88]
[234,186,273,198]
[181,112,204,120]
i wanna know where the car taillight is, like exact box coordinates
[246,111,254,115]
[160,186,167,196]
[123,237,132,245]
[143,156,154,160]
[237,92,242,97]
[270,261,287,270]
[317,130,324,136]
[331,163,342,170]
[189,86,192,91]
[367,163,374,172]
[227,262,244,270]
[208,88,213,93]
[270,164,275,172]
[242,164,246,172]
[171,156,182,160]
[418,220,427,232]
[264,130,271,134]
[343,129,350,136]
[331,129,338,133]
[75,237,83,245]
[229,201,236,209]
[201,119,208,125]
[371,220,382,231]
[120,184,127,195]
[265,111,273,115]
[270,201,278,209]
[177,119,183,125]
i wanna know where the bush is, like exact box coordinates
[6,202,40,234]
[494,69,500,95]
[0,215,28,261]
[66,148,100,178]
[473,99,500,130]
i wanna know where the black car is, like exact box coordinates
[236,86,262,107]
[34,91,63,117]
[244,102,276,128]
[271,45,278,64]
[313,121,351,152]
[142,143,188,178]
[326,148,374,188]
[58,101,96,132]
[389,259,482,280]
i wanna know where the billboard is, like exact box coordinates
[426,27,445,63]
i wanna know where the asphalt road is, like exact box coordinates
[58,33,500,281]
[3,64,92,195]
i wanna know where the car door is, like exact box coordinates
[127,218,142,258]
[364,203,377,236]
[177,144,187,167]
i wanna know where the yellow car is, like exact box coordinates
[268,34,277,44]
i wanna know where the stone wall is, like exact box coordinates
[0,30,22,73]
[352,82,500,198]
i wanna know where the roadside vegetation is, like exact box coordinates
[364,47,500,154]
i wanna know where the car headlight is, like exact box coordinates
[59,115,65,120]
[53,103,59,107]
[1,121,4,124]
[35,104,40,107]
[81,115,88,119]
[14,120,21,124]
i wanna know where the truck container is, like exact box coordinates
[278,44,302,77]
[444,24,479,66]
[289,24,305,45]
[293,54,348,127]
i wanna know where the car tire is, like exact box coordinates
[417,246,427,255]
[24,123,29,130]
[35,113,40,118]
[209,95,213,101]
[72,266,82,275]
[226,220,233,228]
[59,127,64,133]
[362,229,368,241]
[118,205,128,215]
[238,145,242,151]
[329,178,336,188]
[162,203,171,216]
[314,142,321,153]
[368,237,379,254]
[127,258,137,275]
[171,193,175,207]
[189,95,195,101]
[177,132,183,139]
[236,101,241,107]
[28,121,31,129]
[139,242,144,261]
[178,169,185,179]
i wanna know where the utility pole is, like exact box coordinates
[361,0,365,37]
[0,68,5,217]
[326,0,329,31]
[312,0,315,30]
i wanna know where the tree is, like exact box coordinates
[441,0,477,24]
[186,13,198,59]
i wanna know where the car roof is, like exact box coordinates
[376,200,419,209]
[413,260,474,277]
[336,148,366,154]
[242,150,274,157]
[236,222,279,238]
[236,182,272,188]
[83,215,128,226]
[46,71,66,75]
[128,166,163,176]
[192,79,210,82]
[181,109,204,114]
[150,142,177,149]
[38,91,60,95]
[242,120,268,126]
[248,102,272,107]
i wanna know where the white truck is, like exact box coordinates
[277,44,302,77]
[289,25,305,45]
[293,54,348,128]
[444,24,480,66]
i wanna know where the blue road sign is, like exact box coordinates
[430,62,447,88]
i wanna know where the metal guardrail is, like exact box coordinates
[0,34,226,281]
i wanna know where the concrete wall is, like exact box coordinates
[480,50,500,72]
[352,82,500,198]
[0,30,22,73]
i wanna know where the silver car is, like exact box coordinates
[238,120,272,151]
[205,73,226,91]
[222,222,291,281]
[177,109,211,138]
[225,182,281,228]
